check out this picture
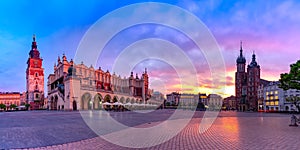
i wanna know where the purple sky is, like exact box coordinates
[0,0,299,97]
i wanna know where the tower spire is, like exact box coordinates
[252,51,256,61]
[33,34,36,42]
[31,34,37,50]
[236,41,246,64]
[240,40,243,56]
[29,34,40,58]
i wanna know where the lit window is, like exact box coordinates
[270,91,273,95]
[275,96,278,99]
[275,91,278,94]
[266,102,270,106]
[275,101,279,105]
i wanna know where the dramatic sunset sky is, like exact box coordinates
[0,0,299,97]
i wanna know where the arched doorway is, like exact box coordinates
[50,96,54,110]
[94,93,103,110]
[104,95,112,110]
[104,94,112,103]
[120,97,125,104]
[285,106,289,111]
[81,93,92,110]
[131,98,135,104]
[53,95,58,110]
[113,96,118,103]
[73,100,77,110]
[126,98,130,103]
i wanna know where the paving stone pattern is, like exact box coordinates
[1,110,299,150]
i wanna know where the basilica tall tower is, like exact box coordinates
[26,35,44,109]
[235,42,247,111]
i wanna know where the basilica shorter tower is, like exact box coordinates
[26,35,44,109]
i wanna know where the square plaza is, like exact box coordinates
[1,110,299,149]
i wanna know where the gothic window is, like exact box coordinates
[35,72,38,77]
[36,94,39,98]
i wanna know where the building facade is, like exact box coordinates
[260,81,300,112]
[20,92,27,105]
[165,92,201,109]
[0,92,21,109]
[47,55,150,110]
[207,94,223,110]
[26,35,45,109]
[179,93,198,109]
[235,42,261,111]
[257,79,271,111]
[223,95,236,110]
[262,81,284,111]
[166,92,180,106]
[283,89,300,112]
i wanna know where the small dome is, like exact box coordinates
[248,53,259,68]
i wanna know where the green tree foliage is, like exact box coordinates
[279,60,300,112]
[25,103,30,110]
[0,104,6,110]
[10,104,17,110]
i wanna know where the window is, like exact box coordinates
[275,96,278,99]
[34,61,38,68]
[36,94,39,98]
[275,101,279,105]
[35,72,38,77]
[275,91,278,94]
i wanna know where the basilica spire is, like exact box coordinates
[236,41,246,64]
[240,41,243,56]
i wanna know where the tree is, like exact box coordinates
[0,104,6,111]
[25,104,30,110]
[279,60,300,112]
[10,104,17,110]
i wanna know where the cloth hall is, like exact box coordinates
[47,55,150,110]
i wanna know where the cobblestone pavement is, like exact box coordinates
[1,110,300,150]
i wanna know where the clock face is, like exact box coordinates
[34,61,38,64]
